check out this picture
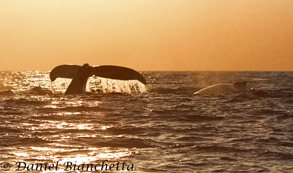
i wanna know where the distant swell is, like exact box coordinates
[151,87,196,94]
[93,137,157,148]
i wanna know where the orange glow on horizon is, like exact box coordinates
[0,0,292,71]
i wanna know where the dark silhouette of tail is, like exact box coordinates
[50,64,146,94]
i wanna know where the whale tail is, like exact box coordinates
[50,64,146,84]
[50,64,146,94]
[50,64,81,82]
[90,65,146,85]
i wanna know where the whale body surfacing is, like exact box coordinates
[50,64,146,94]
[194,81,248,95]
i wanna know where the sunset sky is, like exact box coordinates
[0,0,292,71]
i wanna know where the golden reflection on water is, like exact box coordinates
[2,71,52,91]
[31,147,79,152]
[11,131,134,171]
[12,152,29,157]
[55,112,80,116]
[12,147,133,165]
[2,71,140,171]
[44,105,58,109]
[37,121,94,130]
[100,126,111,130]
[18,115,132,167]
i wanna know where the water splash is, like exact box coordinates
[51,76,147,94]
[51,78,72,94]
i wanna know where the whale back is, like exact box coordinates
[233,81,247,91]
[194,81,248,95]
[194,84,235,95]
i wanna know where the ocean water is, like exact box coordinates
[0,71,293,172]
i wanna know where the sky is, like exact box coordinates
[0,0,292,71]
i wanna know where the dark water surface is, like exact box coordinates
[0,71,293,172]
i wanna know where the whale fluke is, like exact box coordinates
[50,64,81,81]
[91,65,146,85]
[50,64,146,94]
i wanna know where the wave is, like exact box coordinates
[151,87,196,94]
[92,137,158,148]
